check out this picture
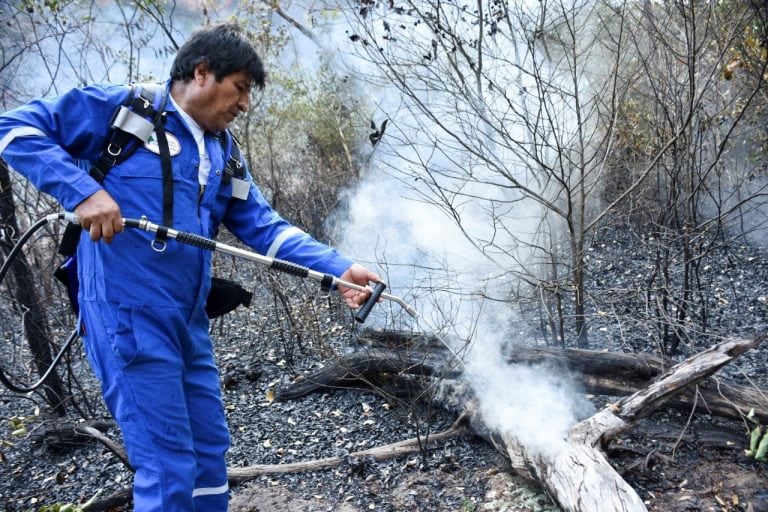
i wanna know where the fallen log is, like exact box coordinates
[486,336,765,512]
[30,419,114,450]
[82,489,132,512]
[505,347,768,423]
[275,349,454,401]
[281,337,768,424]
[279,334,765,512]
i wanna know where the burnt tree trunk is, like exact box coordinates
[284,331,768,424]
[503,346,768,423]
[0,159,66,415]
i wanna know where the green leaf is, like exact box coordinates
[750,426,762,453]
[755,432,768,461]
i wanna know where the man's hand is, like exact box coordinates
[338,263,382,309]
[74,189,123,243]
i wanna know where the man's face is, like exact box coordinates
[193,67,252,132]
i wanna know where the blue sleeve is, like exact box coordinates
[0,84,131,211]
[222,165,353,278]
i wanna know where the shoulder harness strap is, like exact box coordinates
[59,83,170,256]
[89,83,168,183]
[220,130,246,184]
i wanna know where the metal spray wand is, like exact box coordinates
[118,216,419,323]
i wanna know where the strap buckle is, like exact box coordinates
[151,239,167,253]
[106,143,122,157]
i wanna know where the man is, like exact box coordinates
[0,22,380,510]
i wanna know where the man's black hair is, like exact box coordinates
[170,21,266,89]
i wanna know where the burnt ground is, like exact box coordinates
[614,414,768,512]
[0,225,767,511]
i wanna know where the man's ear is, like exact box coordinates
[194,61,210,84]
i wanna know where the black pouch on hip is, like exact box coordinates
[55,259,252,319]
[205,277,253,319]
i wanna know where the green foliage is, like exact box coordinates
[745,409,768,461]
[262,66,352,157]
[242,55,371,239]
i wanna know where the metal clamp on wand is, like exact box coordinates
[117,216,418,322]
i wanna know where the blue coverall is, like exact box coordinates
[0,82,353,510]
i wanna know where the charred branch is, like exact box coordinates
[227,413,469,483]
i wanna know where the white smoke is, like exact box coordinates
[319,2,597,447]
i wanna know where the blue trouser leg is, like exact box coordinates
[80,300,230,511]
[185,308,230,509]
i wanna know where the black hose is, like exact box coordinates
[0,213,79,392]
[0,328,78,393]
[0,215,50,284]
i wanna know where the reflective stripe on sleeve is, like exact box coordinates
[192,482,229,497]
[0,126,47,155]
[266,226,305,258]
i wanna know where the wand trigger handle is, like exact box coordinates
[354,281,387,323]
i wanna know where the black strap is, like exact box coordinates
[60,84,170,256]
[89,85,167,182]
[221,131,245,185]
[154,116,173,241]
[320,273,334,293]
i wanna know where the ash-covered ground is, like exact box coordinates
[0,272,555,512]
[0,225,767,511]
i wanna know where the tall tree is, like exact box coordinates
[338,0,767,350]
[0,159,66,414]
[604,0,768,354]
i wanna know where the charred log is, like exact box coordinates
[281,333,767,424]
[81,488,132,512]
[275,349,456,401]
[277,334,765,512]
[30,419,114,451]
[495,336,765,512]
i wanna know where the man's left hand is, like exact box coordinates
[338,263,382,309]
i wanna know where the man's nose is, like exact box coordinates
[238,92,250,113]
